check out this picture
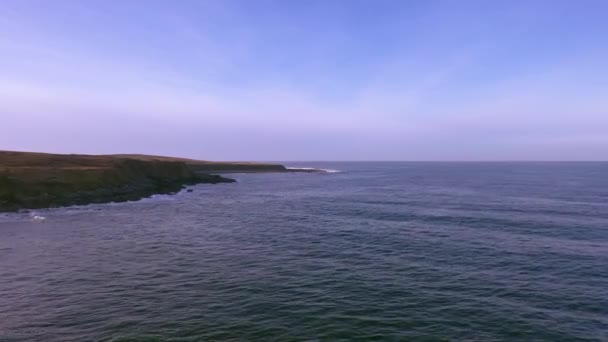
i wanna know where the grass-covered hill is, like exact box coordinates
[0,150,286,212]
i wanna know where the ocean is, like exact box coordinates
[1,162,607,341]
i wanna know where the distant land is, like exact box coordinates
[0,150,303,212]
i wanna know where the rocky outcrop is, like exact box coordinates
[0,155,235,212]
[188,163,287,173]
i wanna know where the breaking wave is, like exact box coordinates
[286,167,341,173]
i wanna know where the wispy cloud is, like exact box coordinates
[1,0,606,160]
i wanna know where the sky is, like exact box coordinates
[1,0,607,161]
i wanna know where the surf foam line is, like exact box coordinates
[286,167,341,173]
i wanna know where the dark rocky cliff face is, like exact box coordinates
[0,150,299,212]
[0,159,234,212]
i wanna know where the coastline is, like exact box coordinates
[0,150,317,212]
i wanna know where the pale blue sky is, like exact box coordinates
[1,0,607,160]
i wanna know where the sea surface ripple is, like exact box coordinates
[1,162,607,341]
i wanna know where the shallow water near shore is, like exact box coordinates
[1,162,607,341]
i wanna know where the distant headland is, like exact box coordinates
[0,150,319,212]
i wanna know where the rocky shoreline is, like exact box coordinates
[0,151,299,212]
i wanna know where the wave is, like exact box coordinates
[28,212,47,222]
[286,167,341,173]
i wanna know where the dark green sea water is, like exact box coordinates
[1,162,607,341]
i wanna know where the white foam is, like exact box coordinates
[286,167,341,173]
[29,212,47,222]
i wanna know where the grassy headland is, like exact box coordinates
[0,151,288,212]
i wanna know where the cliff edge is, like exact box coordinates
[0,151,288,212]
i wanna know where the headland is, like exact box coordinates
[0,150,308,212]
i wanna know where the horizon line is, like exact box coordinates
[2,149,607,163]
